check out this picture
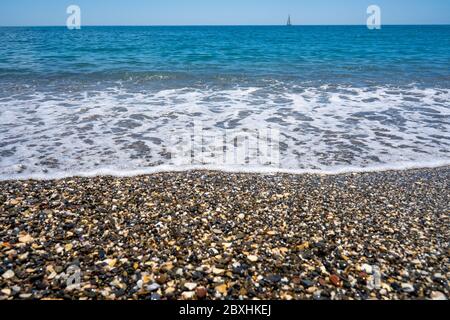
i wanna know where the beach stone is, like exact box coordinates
[147,283,161,292]
[215,284,227,295]
[2,270,15,279]
[18,234,33,244]
[306,286,318,294]
[1,288,11,296]
[430,291,447,300]
[401,283,415,293]
[330,275,341,287]
[196,287,207,299]
[266,275,282,283]
[150,293,161,300]
[165,287,176,296]
[182,291,195,299]
[184,282,197,291]
[361,264,373,274]
[155,274,168,285]
[313,290,322,300]
[301,279,315,288]
[212,267,225,275]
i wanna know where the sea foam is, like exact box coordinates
[0,84,449,180]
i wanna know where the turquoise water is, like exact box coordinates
[0,26,449,178]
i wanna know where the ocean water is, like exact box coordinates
[0,26,449,179]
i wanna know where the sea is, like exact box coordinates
[0,25,449,179]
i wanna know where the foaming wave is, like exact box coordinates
[2,160,450,181]
[0,84,449,180]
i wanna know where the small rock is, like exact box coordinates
[306,286,318,294]
[266,275,282,283]
[10,199,21,205]
[215,284,228,295]
[330,275,341,287]
[247,255,258,262]
[150,293,161,300]
[209,248,219,255]
[430,291,447,300]
[147,283,161,292]
[182,291,196,299]
[433,273,444,280]
[313,290,322,300]
[196,287,207,299]
[361,264,373,274]
[301,279,315,288]
[155,274,167,285]
[1,288,11,296]
[401,283,415,293]
[104,259,117,268]
[212,267,225,275]
[184,282,197,291]
[18,234,33,244]
[165,287,176,295]
[2,270,15,280]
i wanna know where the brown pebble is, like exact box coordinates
[155,274,168,285]
[196,287,207,299]
[330,275,341,287]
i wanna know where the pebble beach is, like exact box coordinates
[0,167,449,300]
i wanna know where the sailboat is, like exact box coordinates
[287,15,292,26]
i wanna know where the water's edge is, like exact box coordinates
[1,160,449,182]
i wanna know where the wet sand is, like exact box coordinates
[0,167,449,300]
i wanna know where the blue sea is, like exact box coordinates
[0,26,449,179]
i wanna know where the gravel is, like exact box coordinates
[0,167,449,300]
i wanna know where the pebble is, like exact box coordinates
[361,264,373,274]
[182,291,196,300]
[155,274,168,285]
[2,270,15,279]
[430,291,447,300]
[401,283,415,293]
[212,267,225,275]
[301,279,315,288]
[1,288,11,296]
[147,283,161,292]
[215,284,228,294]
[18,234,33,244]
[330,275,341,287]
[266,275,282,283]
[150,293,161,300]
[306,286,318,294]
[184,282,197,291]
[196,287,207,299]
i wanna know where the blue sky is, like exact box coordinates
[1,0,449,26]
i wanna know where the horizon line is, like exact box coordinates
[1,23,450,28]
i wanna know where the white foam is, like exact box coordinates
[2,160,450,181]
[0,84,449,180]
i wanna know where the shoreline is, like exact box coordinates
[2,162,450,182]
[0,166,449,300]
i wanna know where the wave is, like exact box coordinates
[2,160,450,181]
[0,84,449,180]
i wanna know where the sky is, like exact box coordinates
[0,0,449,26]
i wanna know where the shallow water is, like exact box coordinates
[0,26,449,179]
